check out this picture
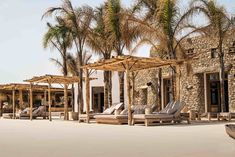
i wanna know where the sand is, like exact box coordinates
[0,119,234,157]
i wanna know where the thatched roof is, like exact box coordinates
[24,74,96,84]
[82,55,183,71]
[0,83,66,92]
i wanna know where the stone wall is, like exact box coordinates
[135,30,235,112]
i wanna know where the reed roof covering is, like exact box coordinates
[24,74,96,84]
[0,83,65,92]
[82,55,183,71]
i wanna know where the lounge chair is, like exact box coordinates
[225,124,235,140]
[132,101,190,126]
[79,102,124,122]
[19,106,48,119]
[94,105,156,125]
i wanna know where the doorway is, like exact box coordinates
[207,73,229,113]
[92,87,104,113]
[163,78,173,108]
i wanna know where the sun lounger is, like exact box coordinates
[94,105,156,125]
[19,106,48,119]
[217,112,235,121]
[225,124,235,140]
[79,102,124,122]
[133,101,190,126]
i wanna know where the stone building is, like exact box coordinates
[135,30,235,113]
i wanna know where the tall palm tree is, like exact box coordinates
[43,17,72,120]
[104,0,140,103]
[131,0,198,100]
[43,17,72,76]
[42,0,94,113]
[66,51,93,112]
[86,5,114,109]
[190,0,232,112]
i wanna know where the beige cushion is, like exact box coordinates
[120,108,128,115]
[145,114,174,119]
[114,103,124,110]
[159,101,174,114]
[103,105,116,114]
[167,101,180,114]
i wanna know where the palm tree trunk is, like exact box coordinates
[158,68,162,110]
[104,71,109,109]
[108,71,112,107]
[131,72,135,106]
[118,71,125,103]
[71,84,74,112]
[219,38,225,112]
[78,54,84,114]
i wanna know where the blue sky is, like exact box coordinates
[0,0,234,84]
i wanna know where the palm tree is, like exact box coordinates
[66,51,93,112]
[86,5,114,109]
[104,0,140,103]
[190,0,232,112]
[43,17,72,76]
[42,0,94,113]
[43,17,72,120]
[131,0,198,100]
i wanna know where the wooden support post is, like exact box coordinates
[175,65,180,101]
[64,84,68,120]
[131,72,135,107]
[44,90,47,119]
[204,73,208,113]
[29,83,33,121]
[0,98,2,117]
[126,62,132,126]
[19,90,23,110]
[12,87,16,119]
[48,83,52,121]
[44,90,47,106]
[85,68,90,123]
[161,77,164,110]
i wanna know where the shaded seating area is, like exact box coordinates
[82,55,183,125]
[24,74,96,121]
[0,83,66,120]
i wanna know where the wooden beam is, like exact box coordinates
[126,62,132,126]
[29,83,33,121]
[12,88,15,119]
[204,73,208,113]
[85,69,90,123]
[19,90,23,110]
[64,84,68,120]
[44,90,47,106]
[48,83,52,121]
[176,65,180,101]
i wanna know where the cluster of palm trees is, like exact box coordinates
[42,0,234,113]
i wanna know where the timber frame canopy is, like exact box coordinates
[24,74,96,122]
[24,75,83,84]
[82,55,183,125]
[82,55,183,72]
[0,83,66,92]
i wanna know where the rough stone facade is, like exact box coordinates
[135,30,235,113]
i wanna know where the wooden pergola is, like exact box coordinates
[24,74,95,121]
[0,83,65,119]
[82,55,183,125]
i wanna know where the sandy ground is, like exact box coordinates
[0,119,234,157]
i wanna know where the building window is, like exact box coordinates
[229,41,235,53]
[211,48,218,58]
[187,48,194,55]
[209,73,219,81]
